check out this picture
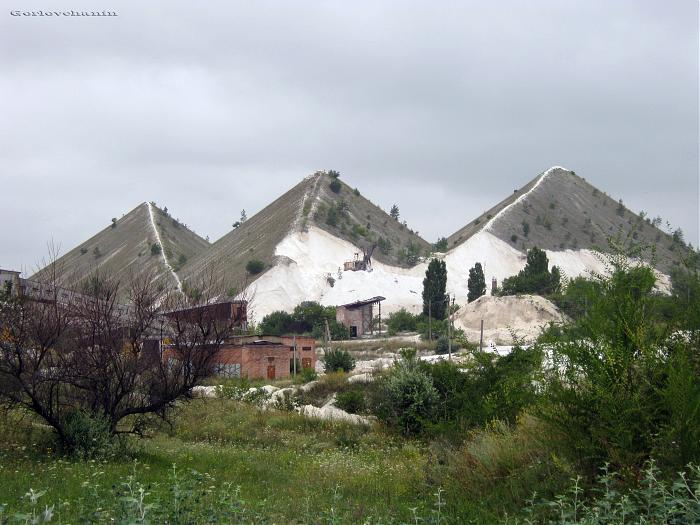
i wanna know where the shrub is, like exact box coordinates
[62,410,116,458]
[416,317,450,340]
[498,247,561,296]
[352,223,369,238]
[377,236,392,255]
[335,389,365,414]
[433,237,449,252]
[398,240,421,266]
[329,179,341,193]
[299,366,318,383]
[386,308,419,334]
[246,259,265,275]
[260,310,293,336]
[326,205,339,226]
[435,336,459,354]
[323,348,355,373]
[370,352,438,435]
[150,243,161,255]
[541,256,700,476]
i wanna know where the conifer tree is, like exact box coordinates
[390,204,400,220]
[467,262,486,302]
[422,259,448,319]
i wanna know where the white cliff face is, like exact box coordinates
[244,224,660,324]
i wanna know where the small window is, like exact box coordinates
[302,346,312,352]
[213,363,241,378]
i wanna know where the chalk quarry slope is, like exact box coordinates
[244,167,674,322]
[180,171,430,299]
[246,224,627,323]
[32,203,209,294]
[454,295,566,345]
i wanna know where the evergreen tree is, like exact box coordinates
[467,262,486,302]
[422,259,448,320]
[499,247,560,296]
[390,204,400,220]
[434,237,448,252]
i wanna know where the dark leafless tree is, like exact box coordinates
[0,262,238,443]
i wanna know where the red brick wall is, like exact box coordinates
[280,335,317,371]
[164,334,318,380]
[336,307,366,336]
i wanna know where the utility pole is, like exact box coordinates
[448,294,455,360]
[479,319,484,352]
[293,334,297,378]
[428,300,432,342]
[324,318,332,352]
[447,294,452,360]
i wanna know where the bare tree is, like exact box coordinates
[0,262,238,446]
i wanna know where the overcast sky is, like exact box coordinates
[1,0,698,274]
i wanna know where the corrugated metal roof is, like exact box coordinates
[339,296,385,308]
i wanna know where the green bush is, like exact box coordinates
[419,348,541,437]
[433,237,449,252]
[299,366,318,383]
[370,351,438,435]
[435,336,460,354]
[541,255,700,476]
[259,310,294,335]
[377,236,392,255]
[329,179,341,193]
[150,243,161,255]
[323,348,355,373]
[258,302,348,340]
[386,308,419,334]
[62,410,117,459]
[335,389,365,414]
[246,259,265,275]
[351,223,369,238]
[499,247,561,296]
[416,317,449,340]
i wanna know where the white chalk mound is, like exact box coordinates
[455,294,566,345]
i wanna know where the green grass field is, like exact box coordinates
[0,400,458,524]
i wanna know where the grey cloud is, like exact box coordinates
[1,0,697,271]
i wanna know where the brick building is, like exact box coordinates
[210,335,316,380]
[164,334,317,380]
[336,296,385,337]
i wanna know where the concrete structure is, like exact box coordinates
[336,296,385,338]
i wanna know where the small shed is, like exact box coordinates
[336,296,385,338]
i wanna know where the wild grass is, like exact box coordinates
[0,401,432,524]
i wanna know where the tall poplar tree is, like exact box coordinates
[467,262,486,302]
[422,259,448,319]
